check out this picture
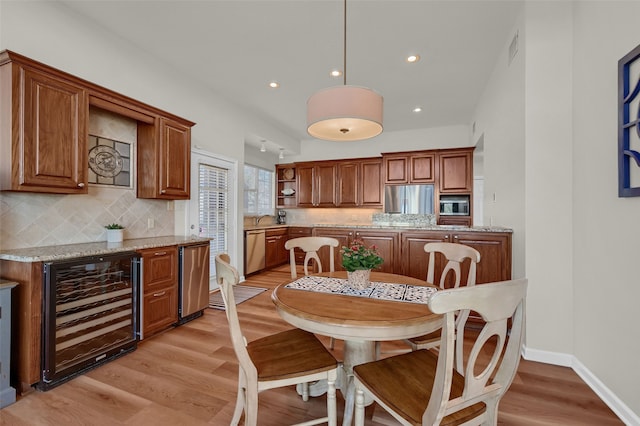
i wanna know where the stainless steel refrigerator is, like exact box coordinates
[178,242,211,324]
[384,184,435,214]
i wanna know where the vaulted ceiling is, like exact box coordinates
[59,0,522,151]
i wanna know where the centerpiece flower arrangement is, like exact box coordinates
[341,240,384,289]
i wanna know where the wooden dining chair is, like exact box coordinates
[214,253,339,426]
[284,236,340,279]
[354,278,527,426]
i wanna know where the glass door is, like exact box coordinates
[189,150,237,288]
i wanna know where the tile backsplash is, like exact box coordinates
[0,187,175,250]
[0,104,175,251]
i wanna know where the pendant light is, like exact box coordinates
[306,0,383,141]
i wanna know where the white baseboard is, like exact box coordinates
[522,345,573,367]
[523,345,640,425]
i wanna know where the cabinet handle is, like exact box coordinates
[267,240,276,243]
[153,291,166,297]
[154,251,167,256]
[161,189,166,194]
[77,182,85,188]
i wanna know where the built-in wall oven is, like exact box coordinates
[40,251,140,390]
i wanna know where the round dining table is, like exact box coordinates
[271,271,442,425]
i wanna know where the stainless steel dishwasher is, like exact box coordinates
[245,229,266,275]
[178,242,210,324]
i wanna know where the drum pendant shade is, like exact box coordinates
[307,85,383,141]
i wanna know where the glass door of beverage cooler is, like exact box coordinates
[40,251,139,390]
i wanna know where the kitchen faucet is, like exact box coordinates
[255,215,270,226]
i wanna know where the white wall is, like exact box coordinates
[474,1,640,421]
[524,0,575,356]
[471,14,526,277]
[572,1,640,419]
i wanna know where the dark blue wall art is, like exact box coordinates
[619,44,640,197]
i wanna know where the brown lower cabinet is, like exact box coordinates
[265,228,288,268]
[312,228,399,274]
[311,227,511,287]
[138,245,178,339]
[288,226,313,264]
[400,230,512,324]
[400,230,511,284]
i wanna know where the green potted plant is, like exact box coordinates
[341,240,384,289]
[104,223,125,243]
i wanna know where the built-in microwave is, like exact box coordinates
[439,195,470,216]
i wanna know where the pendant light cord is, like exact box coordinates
[343,0,347,86]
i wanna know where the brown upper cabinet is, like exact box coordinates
[282,157,382,209]
[296,161,337,207]
[336,158,383,208]
[382,151,435,184]
[0,50,195,199]
[438,148,473,193]
[137,117,191,199]
[0,51,89,194]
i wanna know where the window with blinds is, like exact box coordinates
[244,164,274,215]
[198,163,228,275]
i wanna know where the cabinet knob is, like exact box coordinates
[161,189,166,194]
[444,235,449,240]
[453,235,459,240]
[77,182,85,188]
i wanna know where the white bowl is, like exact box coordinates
[281,188,295,196]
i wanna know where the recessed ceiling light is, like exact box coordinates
[260,140,267,152]
[413,106,422,113]
[269,81,280,88]
[330,70,342,77]
[407,55,420,63]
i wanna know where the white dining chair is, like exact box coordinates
[377,242,481,358]
[354,278,527,426]
[285,236,341,351]
[215,253,339,426]
[406,242,481,351]
[284,236,340,279]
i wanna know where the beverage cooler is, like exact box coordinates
[40,252,140,390]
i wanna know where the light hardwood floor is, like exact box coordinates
[0,266,623,425]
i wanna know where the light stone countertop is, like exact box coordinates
[0,279,19,289]
[0,236,211,263]
[310,223,513,232]
[244,223,513,232]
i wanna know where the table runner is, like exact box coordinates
[284,276,438,305]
